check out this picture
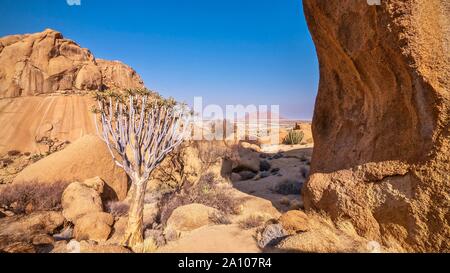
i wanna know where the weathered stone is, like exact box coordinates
[83,177,105,194]
[61,182,103,223]
[166,203,218,233]
[279,210,309,234]
[73,212,114,242]
[97,59,144,90]
[0,211,64,252]
[2,242,36,253]
[14,135,129,201]
[257,224,287,249]
[32,234,55,245]
[303,0,450,252]
[0,29,144,98]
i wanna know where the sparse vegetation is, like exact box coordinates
[144,229,166,247]
[273,179,302,195]
[159,173,241,225]
[7,150,21,157]
[0,181,70,214]
[239,214,265,230]
[283,130,304,145]
[105,201,130,217]
[0,158,14,167]
[30,153,45,162]
[209,210,232,225]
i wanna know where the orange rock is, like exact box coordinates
[303,0,450,252]
[279,210,309,235]
[0,29,144,98]
[14,135,129,201]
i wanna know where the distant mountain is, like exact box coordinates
[239,111,287,122]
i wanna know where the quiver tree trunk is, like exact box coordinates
[122,179,146,249]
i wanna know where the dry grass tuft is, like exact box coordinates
[0,181,70,214]
[239,214,266,230]
[105,201,130,217]
[209,210,232,225]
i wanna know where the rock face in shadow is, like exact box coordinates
[303,0,449,252]
[0,29,144,98]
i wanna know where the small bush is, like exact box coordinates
[239,214,265,230]
[105,201,130,217]
[1,158,14,167]
[0,181,70,214]
[144,229,166,247]
[7,150,21,157]
[273,179,302,195]
[30,154,45,162]
[209,210,232,225]
[283,130,304,145]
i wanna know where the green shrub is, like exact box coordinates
[283,130,304,145]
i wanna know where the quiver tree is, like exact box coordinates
[94,89,191,249]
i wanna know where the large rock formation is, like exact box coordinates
[303,0,449,252]
[0,29,144,98]
[96,59,144,90]
[13,135,129,201]
[0,95,96,154]
[0,29,145,154]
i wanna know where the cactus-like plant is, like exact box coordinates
[284,130,304,145]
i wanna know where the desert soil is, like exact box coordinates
[158,143,313,253]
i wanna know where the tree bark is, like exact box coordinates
[122,180,146,249]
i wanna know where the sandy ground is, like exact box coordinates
[158,143,313,253]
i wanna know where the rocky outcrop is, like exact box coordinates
[61,181,104,223]
[50,240,132,253]
[279,210,310,235]
[73,212,114,242]
[97,59,144,90]
[13,135,129,201]
[165,203,218,233]
[0,211,65,253]
[61,178,115,242]
[0,95,97,154]
[148,140,236,191]
[0,29,144,98]
[303,0,449,252]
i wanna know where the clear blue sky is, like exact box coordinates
[0,0,318,120]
